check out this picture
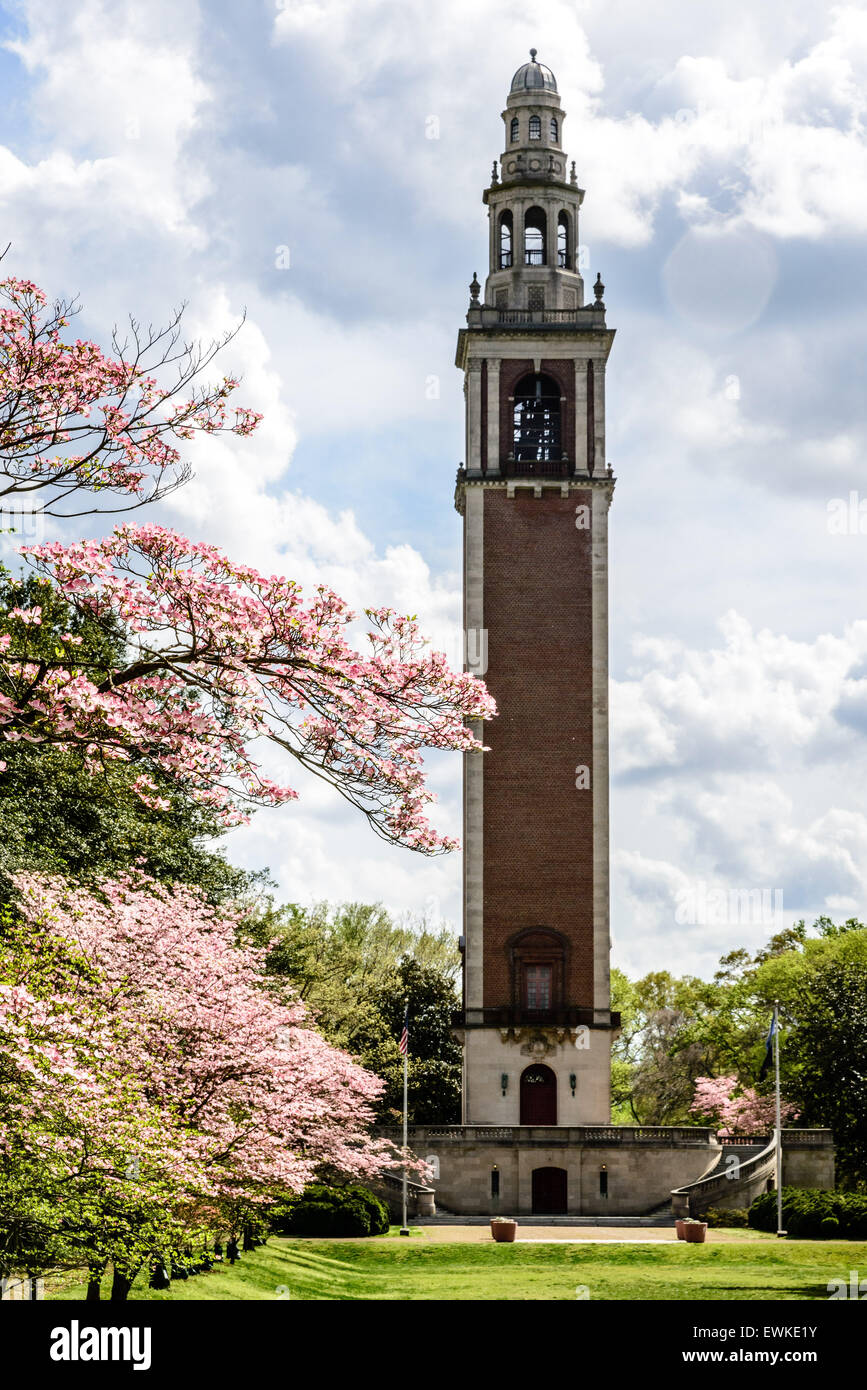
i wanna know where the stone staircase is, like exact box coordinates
[423,1210,675,1227]
[671,1136,775,1218]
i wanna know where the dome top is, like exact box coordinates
[510,48,557,93]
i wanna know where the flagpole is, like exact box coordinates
[400,997,409,1236]
[774,999,785,1238]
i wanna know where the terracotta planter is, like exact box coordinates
[491,1220,518,1243]
[675,1219,686,1240]
[683,1223,708,1243]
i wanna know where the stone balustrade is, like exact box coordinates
[380,1124,717,1146]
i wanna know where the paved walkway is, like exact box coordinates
[400,1225,763,1244]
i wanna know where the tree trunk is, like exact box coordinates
[86,1263,105,1302]
[110,1267,135,1302]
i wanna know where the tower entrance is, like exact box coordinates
[532,1166,568,1214]
[520,1064,557,1124]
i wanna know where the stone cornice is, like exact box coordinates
[454,469,615,515]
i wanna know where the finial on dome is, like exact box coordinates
[530,47,537,61]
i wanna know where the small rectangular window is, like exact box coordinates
[524,964,552,1010]
[599,1169,608,1198]
[491,1169,500,1197]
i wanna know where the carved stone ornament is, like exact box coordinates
[497,1026,580,1057]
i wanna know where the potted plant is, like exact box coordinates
[683,1218,708,1244]
[675,1219,687,1240]
[491,1216,518,1243]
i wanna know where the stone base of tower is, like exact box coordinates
[376,1126,836,1219]
[458,1024,613,1126]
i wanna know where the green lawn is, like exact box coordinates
[47,1234,867,1301]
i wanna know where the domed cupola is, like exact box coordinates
[510,48,558,93]
[480,50,586,313]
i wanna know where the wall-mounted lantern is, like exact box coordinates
[501,1073,509,1097]
[569,1072,577,1096]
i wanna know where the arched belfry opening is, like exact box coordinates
[498,210,513,269]
[523,206,547,265]
[512,373,562,464]
[558,210,570,268]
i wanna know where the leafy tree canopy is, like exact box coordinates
[0,565,260,902]
[613,917,867,1186]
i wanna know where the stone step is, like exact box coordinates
[423,1213,676,1226]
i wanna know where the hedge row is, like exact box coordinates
[749,1188,867,1239]
[270,1183,390,1238]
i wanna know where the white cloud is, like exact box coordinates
[3,0,211,240]
[611,612,867,974]
[5,0,867,974]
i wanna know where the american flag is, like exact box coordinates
[399,1002,409,1056]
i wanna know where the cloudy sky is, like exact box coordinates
[2,0,867,979]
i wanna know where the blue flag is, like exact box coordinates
[758,1012,777,1080]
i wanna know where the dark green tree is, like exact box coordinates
[785,959,867,1185]
[355,958,462,1125]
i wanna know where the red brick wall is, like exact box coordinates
[481,486,595,1007]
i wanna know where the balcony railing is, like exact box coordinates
[467,305,606,329]
[503,455,570,478]
[378,1123,715,1145]
[452,1006,621,1029]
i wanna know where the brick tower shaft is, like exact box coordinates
[454,50,619,1126]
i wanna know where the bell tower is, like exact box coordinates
[455,51,618,1126]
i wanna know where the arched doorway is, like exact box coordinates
[520,1063,557,1124]
[532,1166,568,1214]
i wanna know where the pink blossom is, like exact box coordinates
[2,524,496,851]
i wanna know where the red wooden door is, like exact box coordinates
[532,1166,568,1215]
[520,1064,557,1124]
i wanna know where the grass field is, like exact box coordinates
[46,1231,867,1301]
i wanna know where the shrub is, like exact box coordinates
[749,1188,867,1239]
[345,1184,390,1236]
[270,1183,390,1238]
[704,1207,749,1228]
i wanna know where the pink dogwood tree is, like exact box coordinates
[0,270,484,1295]
[4,870,407,1296]
[690,1074,799,1135]
[0,524,494,849]
[0,275,261,518]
